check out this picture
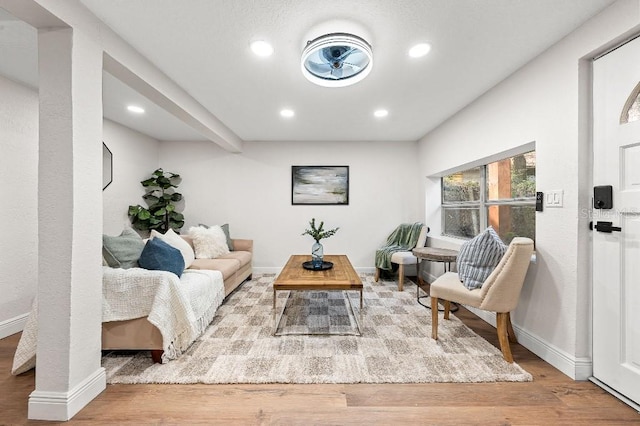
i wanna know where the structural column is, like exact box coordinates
[29,27,105,421]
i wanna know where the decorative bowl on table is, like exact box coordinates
[302,261,334,271]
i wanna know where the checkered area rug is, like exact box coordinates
[274,286,362,335]
[103,274,532,384]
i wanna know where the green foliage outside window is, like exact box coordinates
[442,151,536,243]
[508,152,536,199]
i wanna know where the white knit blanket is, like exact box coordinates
[12,267,224,374]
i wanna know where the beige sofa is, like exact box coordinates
[101,236,253,361]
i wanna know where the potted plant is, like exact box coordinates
[302,218,339,268]
[128,168,185,234]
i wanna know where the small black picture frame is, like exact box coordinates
[291,165,349,205]
[103,142,113,190]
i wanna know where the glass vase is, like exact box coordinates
[311,241,324,269]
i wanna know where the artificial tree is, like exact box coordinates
[128,168,185,233]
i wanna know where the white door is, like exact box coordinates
[593,37,640,406]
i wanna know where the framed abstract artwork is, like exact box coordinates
[291,166,349,205]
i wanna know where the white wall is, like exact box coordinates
[102,119,160,236]
[0,110,159,338]
[417,0,640,378]
[159,139,422,270]
[0,75,38,338]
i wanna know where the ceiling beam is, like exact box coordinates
[0,0,66,28]
[103,54,243,152]
[0,0,243,152]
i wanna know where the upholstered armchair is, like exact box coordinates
[430,237,534,362]
[374,224,429,291]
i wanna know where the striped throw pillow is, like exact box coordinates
[457,227,507,290]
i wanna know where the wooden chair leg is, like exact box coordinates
[506,312,518,343]
[443,300,451,320]
[496,312,514,363]
[374,267,380,282]
[398,264,405,291]
[431,296,439,340]
[150,349,164,364]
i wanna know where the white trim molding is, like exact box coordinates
[28,367,106,421]
[0,313,28,339]
[467,307,593,380]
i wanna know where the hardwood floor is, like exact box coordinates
[1,288,638,425]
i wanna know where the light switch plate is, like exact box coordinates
[545,190,563,207]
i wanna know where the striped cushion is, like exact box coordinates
[457,227,507,289]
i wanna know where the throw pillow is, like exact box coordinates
[189,225,230,259]
[199,222,234,251]
[102,228,145,269]
[150,228,195,268]
[457,227,508,290]
[220,223,234,251]
[138,238,185,277]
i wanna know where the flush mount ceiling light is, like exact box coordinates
[374,109,388,118]
[301,32,373,87]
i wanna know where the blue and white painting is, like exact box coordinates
[292,166,349,205]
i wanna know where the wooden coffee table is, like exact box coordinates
[272,254,363,336]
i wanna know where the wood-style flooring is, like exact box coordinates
[1,283,639,425]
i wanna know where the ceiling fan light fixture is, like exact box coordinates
[301,32,373,87]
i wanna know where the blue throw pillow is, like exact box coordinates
[457,227,507,290]
[138,238,185,277]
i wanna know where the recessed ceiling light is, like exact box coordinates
[250,40,274,57]
[374,109,388,118]
[127,105,145,114]
[408,43,431,58]
[280,109,295,118]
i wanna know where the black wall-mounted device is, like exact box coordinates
[593,185,613,209]
[536,192,544,212]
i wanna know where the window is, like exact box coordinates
[442,151,536,243]
[621,81,640,124]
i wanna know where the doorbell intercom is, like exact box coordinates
[593,185,613,209]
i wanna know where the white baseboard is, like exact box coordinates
[28,367,106,421]
[422,271,438,283]
[466,306,592,380]
[0,313,28,339]
[574,356,594,381]
[252,267,281,274]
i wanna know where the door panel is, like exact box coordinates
[623,214,640,368]
[593,36,640,405]
[622,143,640,190]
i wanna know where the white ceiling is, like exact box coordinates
[1,0,617,143]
